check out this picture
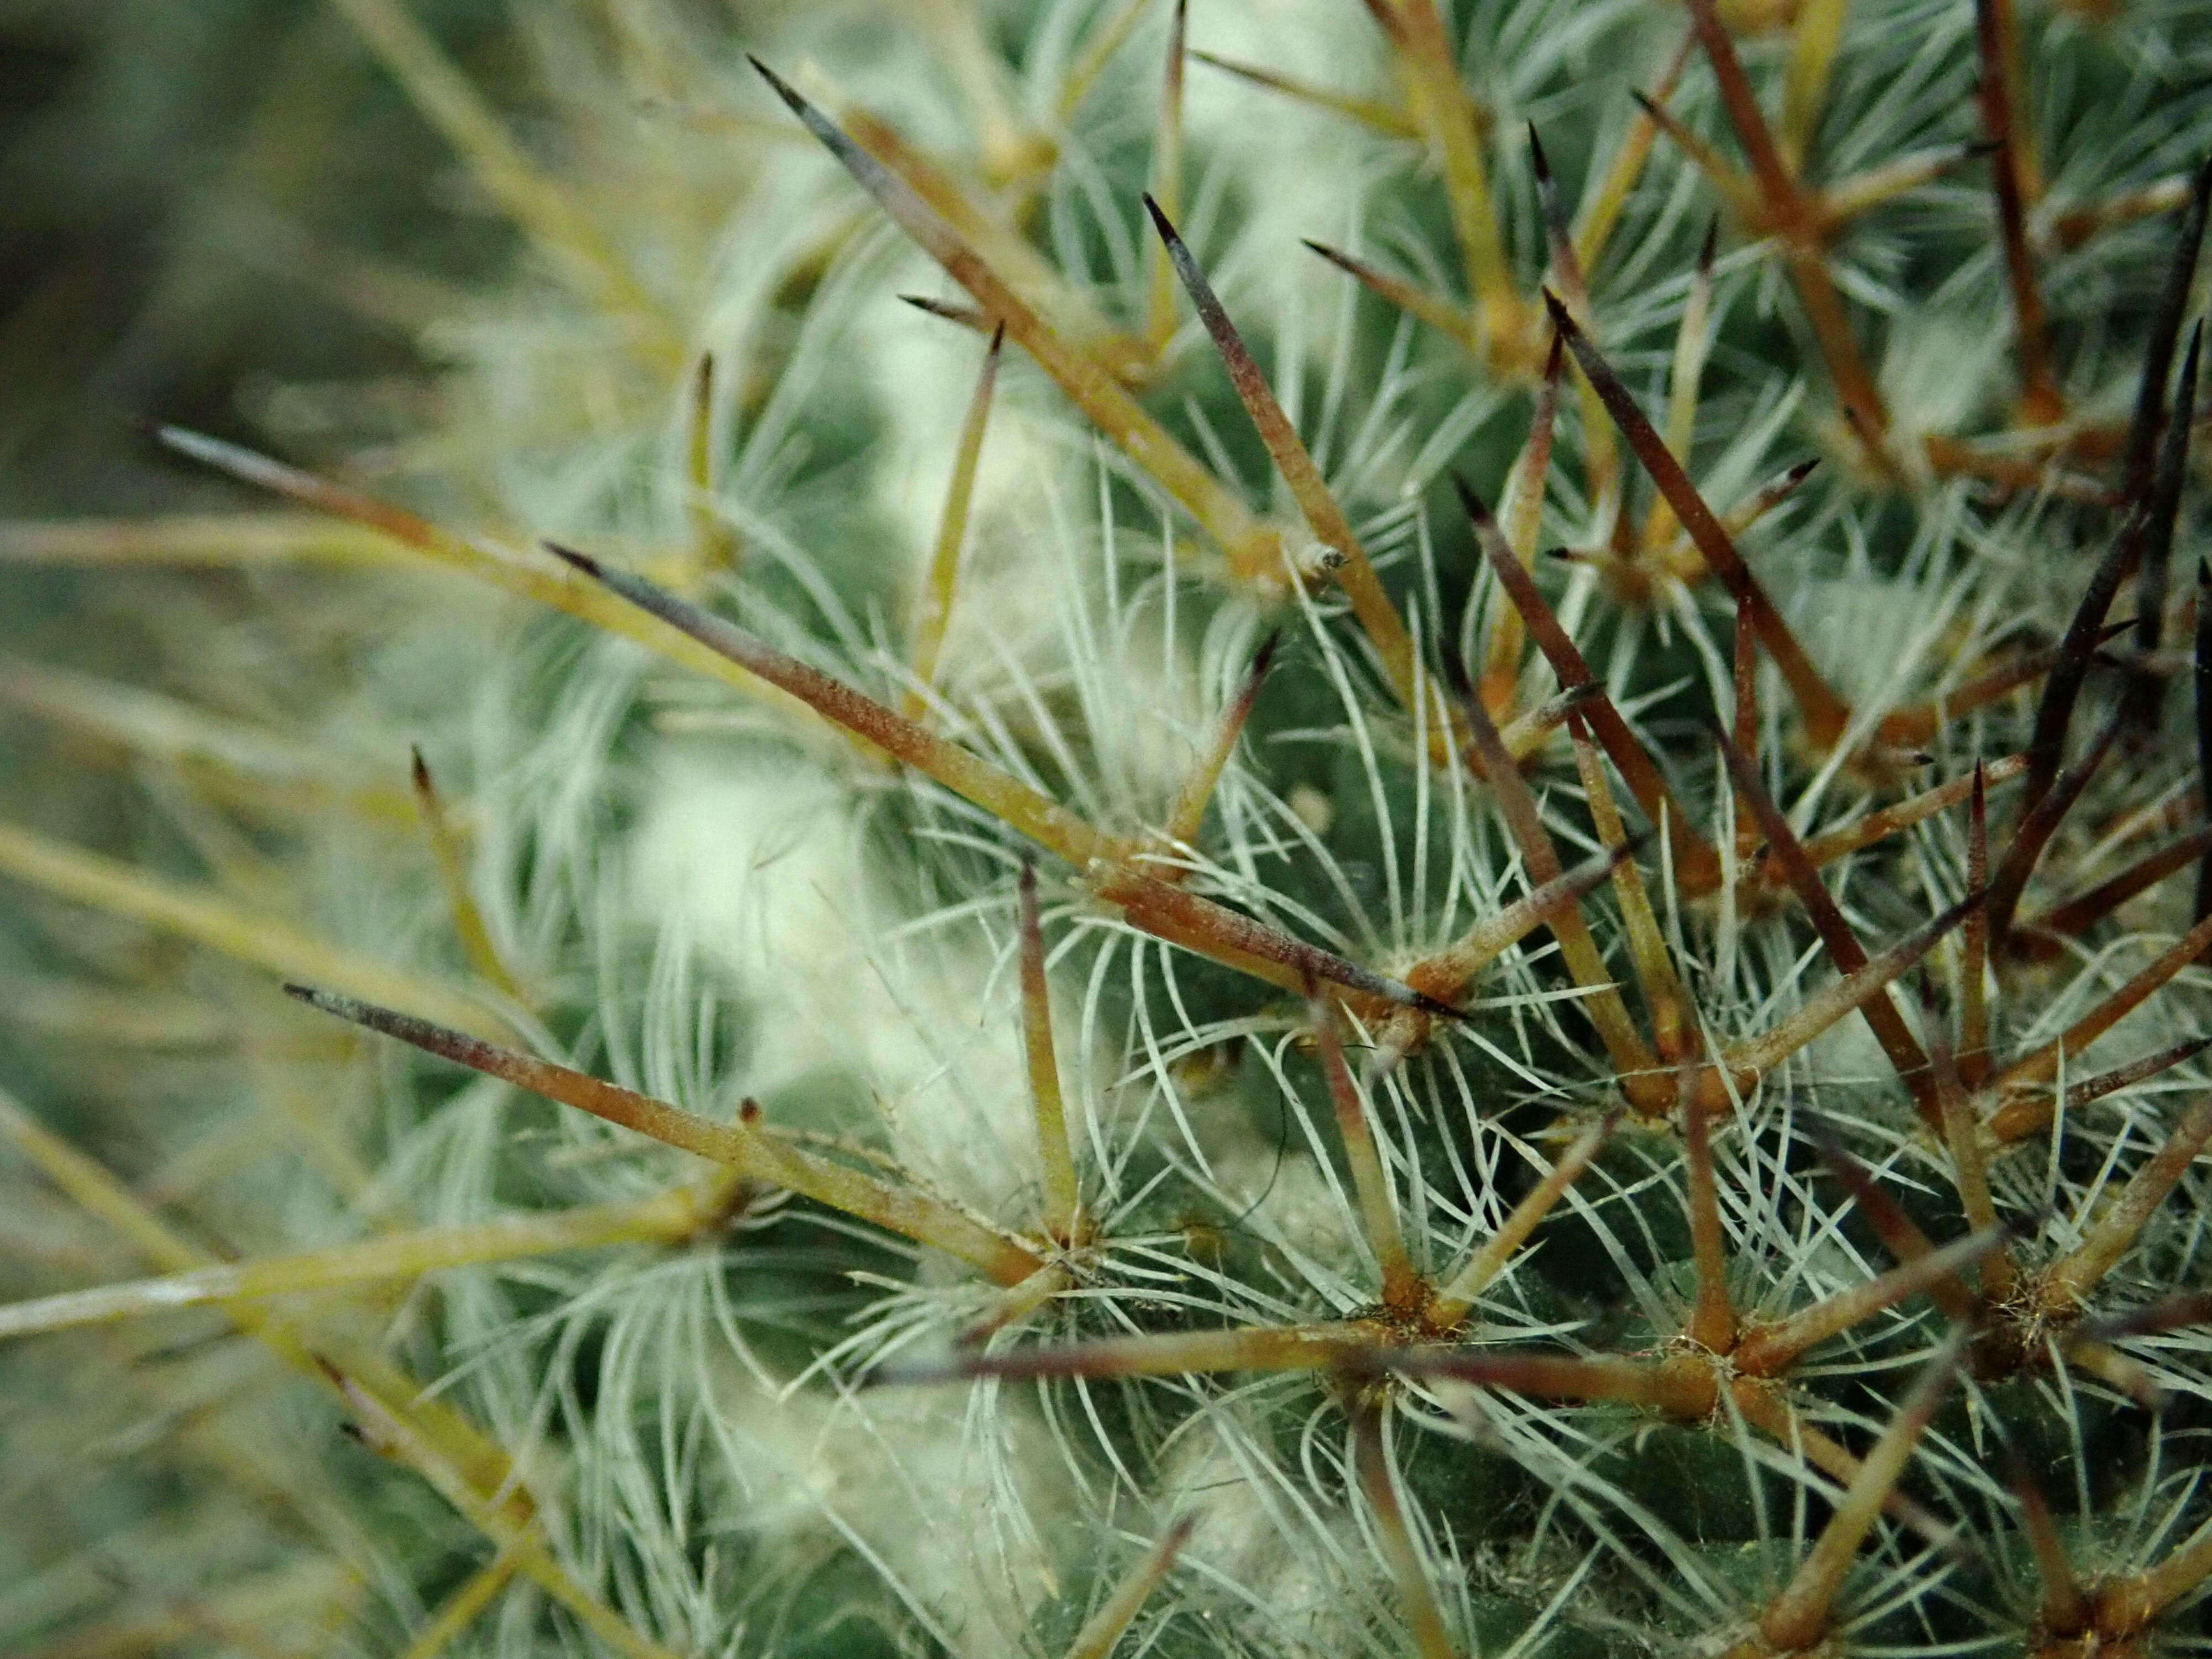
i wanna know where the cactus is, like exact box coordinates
[2,1,2210,1655]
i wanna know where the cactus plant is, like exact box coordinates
[2,1,2211,1656]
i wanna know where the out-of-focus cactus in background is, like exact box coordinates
[3,2,2212,1655]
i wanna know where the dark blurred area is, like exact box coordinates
[0,2,531,1016]
[0,1,517,518]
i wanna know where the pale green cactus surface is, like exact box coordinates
[3,2,2212,1656]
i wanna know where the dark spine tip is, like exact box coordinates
[1141,191,1177,243]
[1448,469,1493,526]
[543,541,603,580]
[1437,639,1475,699]
[1697,216,1719,273]
[1250,628,1284,680]
[408,745,431,791]
[1527,123,1552,182]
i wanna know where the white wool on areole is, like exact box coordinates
[699,1349,1077,1657]
[627,748,1042,1223]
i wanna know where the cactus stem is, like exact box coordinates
[1350,1403,1460,1659]
[2041,1091,2212,1308]
[2007,1452,2091,1636]
[1451,658,1666,1107]
[1987,708,2127,952]
[752,58,1282,583]
[1311,989,1421,1313]
[1426,1110,1618,1331]
[1567,717,1689,1057]
[0,1188,706,1342]
[1752,1328,1966,1653]
[1161,632,1278,852]
[1987,907,2212,1100]
[1459,476,1723,893]
[1060,1515,1195,1659]
[285,986,1051,1285]
[1018,860,1084,1246]
[1191,50,1420,143]
[1552,294,1854,753]
[1974,0,2063,426]
[0,818,512,1044]
[393,1552,521,1659]
[321,1361,685,1659]
[1733,1229,2005,1376]
[1712,724,1942,1123]
[1144,194,1426,718]
[1683,0,1889,442]
[2012,824,2212,955]
[1140,1,1187,360]
[906,323,1004,719]
[1380,0,1520,363]
[1681,1074,1740,1353]
[1480,333,1563,702]
[408,747,526,1003]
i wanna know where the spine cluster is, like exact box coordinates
[1,2,2210,1656]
